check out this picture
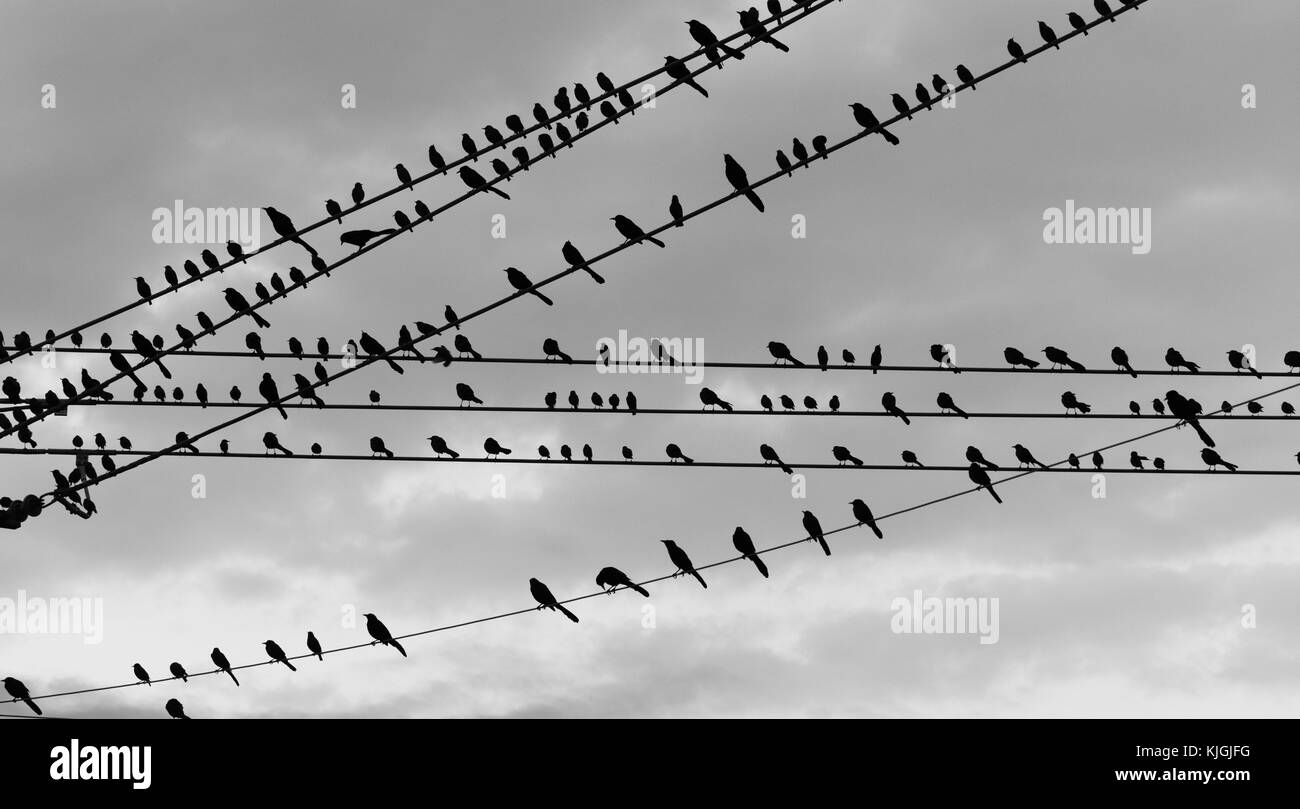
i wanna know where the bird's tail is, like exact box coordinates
[690,570,708,588]
[154,358,173,379]
[1189,419,1215,447]
[314,651,323,661]
[748,555,769,578]
[1187,363,1200,373]
[720,400,734,412]
[282,446,294,456]
[1222,460,1239,471]
[557,604,580,623]
[765,36,790,52]
[816,536,831,556]
[390,639,408,657]
[719,42,745,60]
[631,583,650,597]
[869,522,884,540]
[647,235,666,248]
[687,79,709,98]
[385,357,405,374]
[986,485,1003,504]
[1066,359,1087,372]
[1250,367,1262,379]
[585,268,606,284]
[499,447,512,455]
[681,454,695,464]
[383,449,394,458]
[879,127,901,146]
[22,696,42,716]
[1024,358,1041,368]
[1123,363,1137,378]
[779,462,793,475]
[1078,403,1092,414]
[744,189,765,212]
[251,312,271,329]
[276,405,288,420]
[448,449,460,459]
[531,289,555,306]
[225,669,240,686]
[955,407,969,419]
[284,659,298,671]
[898,411,911,425]
[849,455,863,466]
[489,186,511,200]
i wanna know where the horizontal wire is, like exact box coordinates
[8,345,1297,378]
[0,0,835,365]
[22,0,1147,506]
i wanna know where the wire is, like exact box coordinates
[10,398,1300,421]
[20,0,1152,505]
[0,0,843,445]
[10,345,1296,378]
[0,0,838,368]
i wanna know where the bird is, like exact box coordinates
[1284,350,1300,373]
[538,445,551,460]
[621,445,633,462]
[738,7,788,52]
[661,539,707,587]
[596,567,650,596]
[307,631,323,661]
[135,276,153,304]
[664,55,708,97]
[728,526,770,578]
[699,387,733,412]
[817,345,829,371]
[364,613,407,657]
[850,498,884,539]
[1095,0,1116,22]
[1152,398,1166,415]
[1110,346,1138,377]
[1038,20,1060,49]
[258,373,288,420]
[1283,402,1296,417]
[246,331,266,360]
[1153,457,1165,470]
[223,287,271,328]
[842,349,856,365]
[1068,453,1080,469]
[459,166,509,199]
[665,443,694,464]
[791,137,810,165]
[428,435,459,458]
[369,436,394,458]
[1069,11,1090,34]
[1247,401,1264,416]
[582,444,594,462]
[1166,390,1215,446]
[1129,400,1141,416]
[968,464,1003,503]
[325,198,343,223]
[133,663,151,686]
[1165,347,1200,373]
[1007,37,1027,63]
[264,640,297,671]
[932,73,951,96]
[168,661,188,683]
[530,578,579,622]
[936,392,969,418]
[668,194,685,227]
[870,345,882,374]
[561,240,606,283]
[540,337,573,363]
[759,443,794,474]
[3,677,41,715]
[611,214,665,248]
[1004,347,1039,369]
[1227,350,1262,378]
[724,154,764,212]
[956,63,977,91]
[560,444,573,462]
[359,332,405,374]
[1061,391,1091,415]
[915,82,933,110]
[264,206,318,255]
[544,391,557,410]
[1044,346,1086,371]
[568,390,580,410]
[453,334,481,360]
[226,241,247,263]
[351,182,365,206]
[930,343,959,372]
[130,330,173,378]
[339,228,396,252]
[626,391,638,415]
[461,132,480,158]
[162,698,189,719]
[891,93,913,121]
[804,395,819,410]
[210,648,239,685]
[504,267,553,305]
[832,445,863,466]
[1201,448,1237,471]
[766,341,802,365]
[1013,443,1049,469]
[828,395,841,413]
[802,510,830,556]
[882,392,910,425]
[687,19,744,66]
[1092,451,1105,470]
[484,437,512,458]
[901,450,923,467]
[1129,451,1149,470]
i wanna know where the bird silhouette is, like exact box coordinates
[168,661,188,683]
[1129,400,1141,416]
[1038,20,1060,49]
[1069,11,1090,34]
[1044,346,1086,371]
[428,435,459,458]
[882,392,910,425]
[3,677,41,715]
[1226,350,1261,378]
[1166,390,1215,446]
[264,206,319,255]
[359,332,404,374]
[246,331,266,360]
[596,567,650,596]
[484,437,511,458]
[1153,457,1165,470]
[915,82,933,110]
[307,631,323,661]
[724,154,765,212]
[459,166,509,199]
[370,436,394,458]
[891,93,913,120]
[902,450,923,467]
[739,7,789,52]
[611,214,665,248]
[453,335,481,360]
[364,613,407,657]
[687,19,744,66]
[968,464,1003,503]
[936,392,969,418]
[1129,451,1149,470]
[1013,443,1049,469]
[1095,0,1116,22]
[759,443,794,474]
[339,229,395,252]
[1004,347,1040,369]
[265,640,297,671]
[661,539,707,587]
[1165,347,1200,373]
[135,276,153,304]
[817,345,829,371]
[1110,346,1137,377]
[802,510,830,555]
[831,445,863,466]
[930,343,959,372]
[258,373,288,420]
[561,240,606,283]
[1201,448,1237,471]
[1061,391,1091,415]
[530,578,579,622]
[131,330,173,378]
[850,498,884,539]
[1092,451,1104,469]
[767,341,802,365]
[665,443,694,464]
[164,698,189,719]
[731,527,769,577]
[699,387,733,411]
[664,55,708,97]
[504,267,553,305]
[134,663,151,686]
[1007,37,1028,63]
[210,648,239,685]
[791,137,810,165]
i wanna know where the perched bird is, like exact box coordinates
[359,331,404,374]
[1061,391,1091,415]
[542,337,573,363]
[738,7,789,52]
[135,276,153,304]
[596,567,650,597]
[568,390,580,410]
[351,182,365,205]
[263,432,292,455]
[767,341,802,365]
[1201,448,1237,471]
[264,206,318,255]
[303,631,323,661]
[1110,346,1138,378]
[759,443,794,474]
[222,287,271,329]
[560,444,573,461]
[561,240,606,284]
[850,498,884,539]
[340,229,395,252]
[724,154,765,212]
[915,82,933,110]
[1152,398,1166,415]
[1092,451,1105,469]
[669,194,685,226]
[1069,11,1089,34]
[664,55,708,97]
[626,391,638,415]
[504,267,553,305]
[210,648,239,685]
[264,640,297,671]
[1038,20,1060,49]
[1129,400,1142,416]
[246,331,266,360]
[730,526,769,578]
[817,345,829,371]
[1165,347,1200,373]
[776,149,794,176]
[1068,453,1080,469]
[459,166,510,199]
[661,539,707,588]
[968,464,1003,503]
[665,443,694,464]
[1129,451,1149,470]
[1007,37,1027,63]
[930,343,959,372]
[364,613,408,657]
[902,450,923,467]
[3,677,41,715]
[687,19,744,66]
[369,436,394,458]
[1226,350,1262,379]
[802,510,830,556]
[936,392,969,418]
[1095,0,1116,22]
[871,345,882,374]
[169,662,189,683]
[882,392,910,425]
[427,435,459,458]
[842,348,856,365]
[325,198,343,223]
[133,663,151,686]
[259,372,288,419]
[130,329,173,377]
[611,214,665,248]
[1153,457,1165,470]
[699,387,733,412]
[1004,347,1040,369]
[484,437,512,458]
[891,93,913,120]
[163,698,189,719]
[792,137,810,165]
[621,445,634,461]
[1044,346,1086,371]
[1166,390,1215,446]
[530,578,579,622]
[828,395,840,412]
[1013,443,1049,469]
[832,445,863,466]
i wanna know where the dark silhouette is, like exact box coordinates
[936,392,969,418]
[1004,346,1039,369]
[1201,448,1237,471]
[543,337,573,363]
[484,437,511,458]
[968,464,1003,503]
[339,229,396,252]
[1166,390,1215,446]
[135,276,153,304]
[359,332,404,374]
[832,445,863,466]
[134,663,151,686]
[699,387,733,411]
[1038,20,1060,49]
[169,662,189,683]
[902,450,923,467]
[1013,443,1049,469]
[370,436,394,458]
[891,93,913,120]
[263,431,292,455]
[1111,346,1137,377]
[211,647,239,685]
[759,443,794,474]
[504,267,554,305]
[1227,350,1262,378]
[1069,11,1089,34]
[459,166,510,199]
[850,498,884,539]
[686,19,744,66]
[259,372,289,420]
[264,206,318,255]
[1095,0,1116,22]
[265,639,297,671]
[665,443,694,464]
[165,698,190,719]
[882,392,910,425]
[1130,451,1149,470]
[802,510,830,555]
[428,435,459,458]
[530,578,579,622]
[1165,347,1200,373]
[724,154,765,212]
[307,631,323,661]
[4,677,41,715]
[664,55,708,97]
[596,567,650,596]
[611,214,665,248]
[561,240,606,283]
[364,613,408,657]
[131,330,173,378]
[661,539,707,588]
[930,343,959,372]
[1061,391,1091,415]
[1044,346,1086,371]
[732,527,769,577]
[1007,37,1027,63]
[767,341,802,365]
[738,7,789,52]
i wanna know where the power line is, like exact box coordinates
[0,0,838,366]
[10,345,1297,378]
[21,0,1152,506]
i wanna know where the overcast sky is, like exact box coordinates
[2,0,1299,718]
